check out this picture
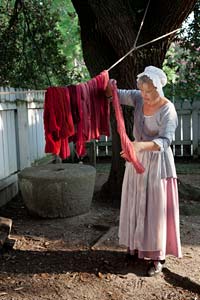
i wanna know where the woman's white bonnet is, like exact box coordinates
[137,66,167,97]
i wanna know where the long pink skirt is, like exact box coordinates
[119,159,182,261]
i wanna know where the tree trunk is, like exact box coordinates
[71,0,197,206]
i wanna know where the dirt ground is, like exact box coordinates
[0,163,200,300]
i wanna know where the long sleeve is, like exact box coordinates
[153,103,178,152]
[117,89,141,106]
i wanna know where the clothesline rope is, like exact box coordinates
[107,28,180,72]
[0,28,180,96]
[132,0,151,49]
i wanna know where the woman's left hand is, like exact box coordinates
[120,142,144,160]
[132,141,144,153]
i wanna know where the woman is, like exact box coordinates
[106,66,182,276]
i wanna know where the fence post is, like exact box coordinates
[174,101,182,156]
[182,100,192,156]
[16,89,31,170]
[192,99,200,158]
[89,140,96,167]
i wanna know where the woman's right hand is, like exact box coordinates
[105,79,117,99]
[105,82,113,98]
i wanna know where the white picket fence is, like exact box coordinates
[0,87,200,206]
[173,99,200,157]
[0,88,47,206]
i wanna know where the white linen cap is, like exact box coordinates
[137,66,167,97]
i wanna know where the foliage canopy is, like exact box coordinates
[0,0,88,89]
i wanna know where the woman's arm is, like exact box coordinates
[127,104,178,156]
[120,141,160,159]
[133,141,160,152]
[105,80,141,106]
[153,103,178,152]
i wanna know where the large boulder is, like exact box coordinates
[18,163,96,218]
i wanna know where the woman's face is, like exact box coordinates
[138,82,160,104]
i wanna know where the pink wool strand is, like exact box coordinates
[111,83,145,174]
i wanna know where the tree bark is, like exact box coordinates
[71,0,197,206]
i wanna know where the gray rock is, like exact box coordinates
[18,163,96,218]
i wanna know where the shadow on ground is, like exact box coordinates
[163,267,200,294]
[0,248,145,276]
